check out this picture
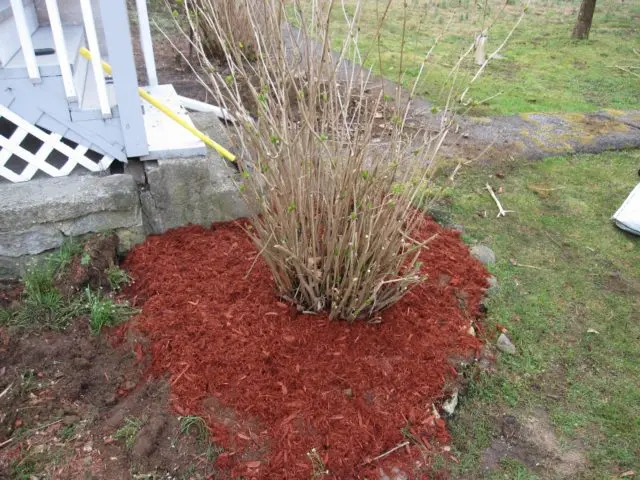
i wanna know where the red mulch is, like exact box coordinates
[123,217,489,479]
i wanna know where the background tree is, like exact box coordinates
[572,0,596,39]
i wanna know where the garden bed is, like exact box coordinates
[121,216,490,478]
[1,215,491,479]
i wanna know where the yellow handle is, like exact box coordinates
[79,47,236,162]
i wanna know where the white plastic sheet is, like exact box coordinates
[613,183,640,235]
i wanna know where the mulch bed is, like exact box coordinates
[123,216,489,479]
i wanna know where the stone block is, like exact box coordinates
[0,174,139,232]
[142,149,249,234]
[0,225,63,257]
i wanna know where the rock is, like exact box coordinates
[496,333,516,355]
[142,154,249,234]
[442,389,459,416]
[471,245,496,266]
[132,414,168,460]
[0,174,144,277]
[451,224,465,233]
[72,357,91,370]
[378,469,391,480]
[486,275,499,295]
[343,388,353,398]
[0,174,140,233]
[122,380,137,391]
[0,226,63,257]
[390,467,408,480]
[62,415,79,426]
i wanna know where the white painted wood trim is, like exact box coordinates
[9,0,40,83]
[178,95,237,123]
[79,0,111,119]
[135,0,158,86]
[44,0,77,102]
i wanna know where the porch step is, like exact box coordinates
[0,24,85,79]
[140,85,207,160]
[0,0,37,67]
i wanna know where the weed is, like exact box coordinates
[10,458,37,479]
[179,416,208,445]
[204,442,224,462]
[59,424,76,441]
[20,369,37,391]
[80,252,91,266]
[55,238,83,271]
[107,265,132,291]
[114,417,145,449]
[85,287,137,335]
[307,447,329,478]
[5,246,86,330]
[179,415,223,462]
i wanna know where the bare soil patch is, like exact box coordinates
[0,317,213,479]
[479,411,588,478]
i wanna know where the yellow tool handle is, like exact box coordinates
[79,47,236,162]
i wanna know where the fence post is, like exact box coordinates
[99,0,148,157]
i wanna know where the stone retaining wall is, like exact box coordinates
[0,114,247,278]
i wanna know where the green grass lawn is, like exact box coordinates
[441,150,640,478]
[308,0,640,115]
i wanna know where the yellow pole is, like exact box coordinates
[79,47,236,162]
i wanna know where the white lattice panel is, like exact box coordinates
[0,104,115,182]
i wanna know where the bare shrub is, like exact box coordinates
[175,0,521,321]
[183,0,266,61]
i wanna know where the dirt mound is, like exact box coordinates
[0,319,212,479]
[54,233,119,298]
[123,217,489,478]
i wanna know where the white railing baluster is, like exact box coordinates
[44,0,77,102]
[135,0,158,86]
[79,0,111,118]
[9,0,40,83]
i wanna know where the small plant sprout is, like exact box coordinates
[107,265,132,291]
[179,416,208,444]
[114,417,145,449]
[85,287,137,335]
[307,447,329,478]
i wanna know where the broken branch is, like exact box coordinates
[486,183,514,217]
[363,440,410,465]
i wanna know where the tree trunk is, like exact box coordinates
[572,0,597,40]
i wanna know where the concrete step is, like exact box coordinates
[0,24,85,79]
[0,0,37,67]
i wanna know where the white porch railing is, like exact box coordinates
[44,0,77,102]
[10,0,112,116]
[9,0,40,83]
[4,0,149,158]
[79,0,111,118]
[135,0,158,86]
